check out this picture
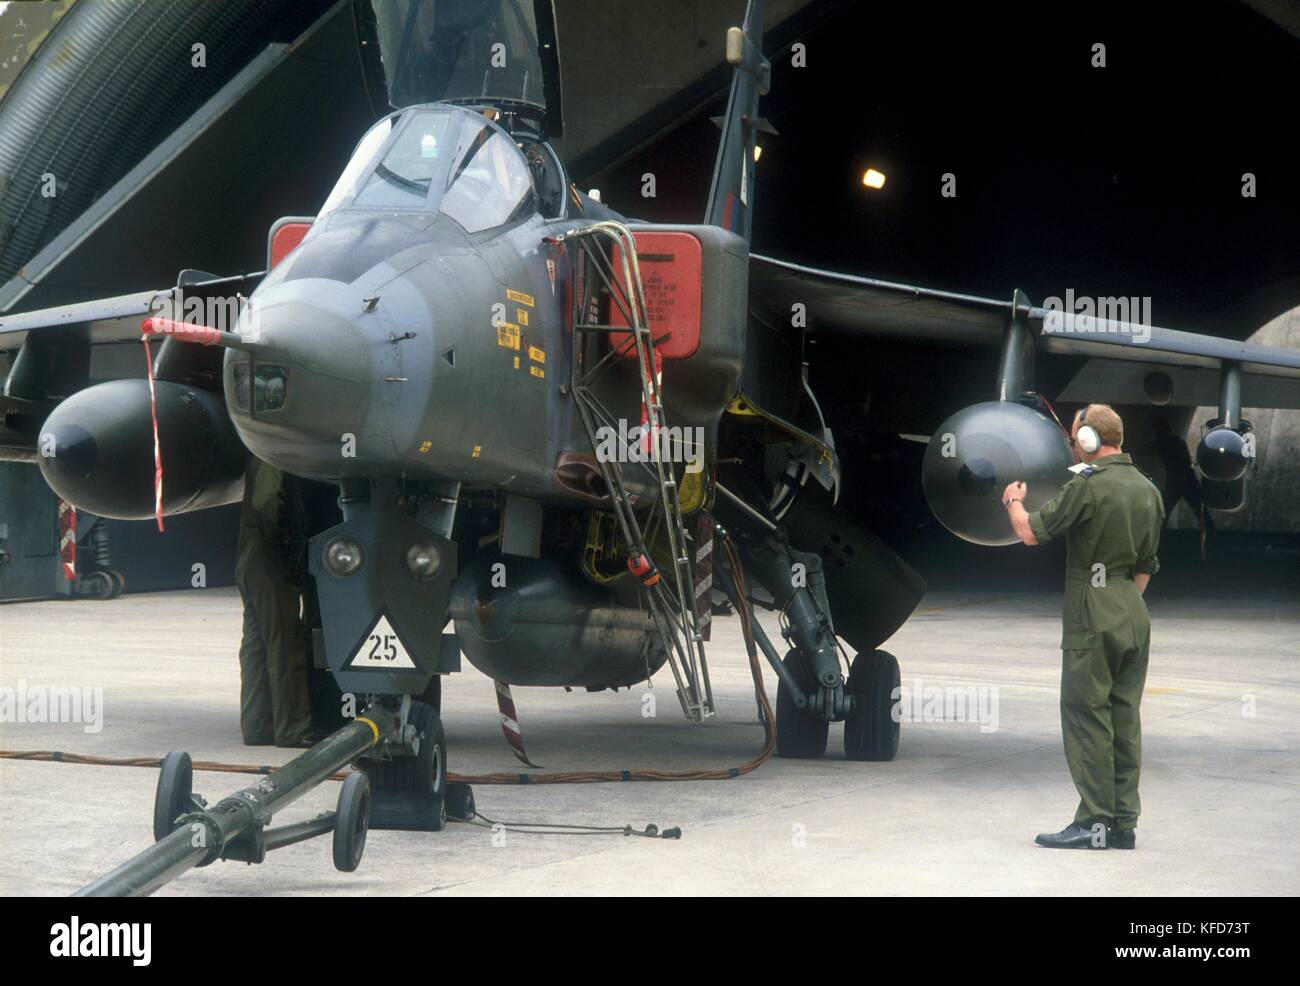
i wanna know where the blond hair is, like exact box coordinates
[1077,403,1123,447]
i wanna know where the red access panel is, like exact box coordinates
[609,231,703,359]
[270,221,312,268]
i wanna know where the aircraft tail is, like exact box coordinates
[704,0,773,243]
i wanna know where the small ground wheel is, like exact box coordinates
[153,751,194,841]
[776,650,829,759]
[76,570,116,600]
[445,781,475,821]
[844,649,901,762]
[332,771,371,872]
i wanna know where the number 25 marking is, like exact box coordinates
[367,633,398,661]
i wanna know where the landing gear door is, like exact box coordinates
[309,494,458,697]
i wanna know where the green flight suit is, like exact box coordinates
[1028,453,1165,833]
[235,457,312,746]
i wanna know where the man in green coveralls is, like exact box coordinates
[1003,404,1164,850]
[235,456,313,747]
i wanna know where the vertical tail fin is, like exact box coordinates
[704,0,772,243]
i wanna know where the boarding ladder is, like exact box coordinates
[555,220,714,721]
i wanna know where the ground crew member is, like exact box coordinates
[1003,404,1164,850]
[235,456,313,747]
[285,473,347,737]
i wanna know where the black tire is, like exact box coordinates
[107,570,125,598]
[332,771,371,872]
[153,751,193,841]
[364,700,447,831]
[844,650,901,762]
[77,570,115,600]
[776,650,829,759]
[445,781,476,822]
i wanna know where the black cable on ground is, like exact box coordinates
[0,535,776,787]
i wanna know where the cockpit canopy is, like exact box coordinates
[318,105,536,233]
[366,0,561,136]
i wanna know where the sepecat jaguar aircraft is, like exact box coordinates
[3,0,1299,893]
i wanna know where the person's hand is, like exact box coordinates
[1002,481,1027,505]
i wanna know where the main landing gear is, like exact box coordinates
[775,649,900,761]
[717,527,903,763]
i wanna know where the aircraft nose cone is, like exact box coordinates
[226,279,375,471]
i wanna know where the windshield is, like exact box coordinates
[353,109,453,209]
[440,120,534,231]
[317,105,535,233]
[372,0,546,111]
[318,116,395,214]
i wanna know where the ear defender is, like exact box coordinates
[1076,405,1101,455]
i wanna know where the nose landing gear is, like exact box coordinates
[362,699,448,832]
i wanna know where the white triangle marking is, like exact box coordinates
[348,613,417,670]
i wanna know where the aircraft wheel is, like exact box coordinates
[776,650,829,758]
[76,570,116,600]
[107,570,126,598]
[844,650,901,762]
[332,771,371,872]
[153,751,193,841]
[365,700,447,831]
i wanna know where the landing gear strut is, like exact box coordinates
[715,526,902,763]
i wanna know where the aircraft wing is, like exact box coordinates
[750,254,1300,410]
[0,289,168,353]
[0,271,264,354]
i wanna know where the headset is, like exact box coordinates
[1076,405,1102,455]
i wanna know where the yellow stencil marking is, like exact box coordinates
[418,440,432,453]
[513,355,520,369]
[471,445,482,459]
[496,322,520,350]
[506,289,534,307]
[517,309,529,326]
[528,345,545,364]
[530,365,545,379]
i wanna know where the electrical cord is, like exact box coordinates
[0,535,776,788]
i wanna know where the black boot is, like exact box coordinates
[1108,827,1136,850]
[1035,822,1107,849]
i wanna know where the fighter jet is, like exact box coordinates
[4,0,1300,889]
